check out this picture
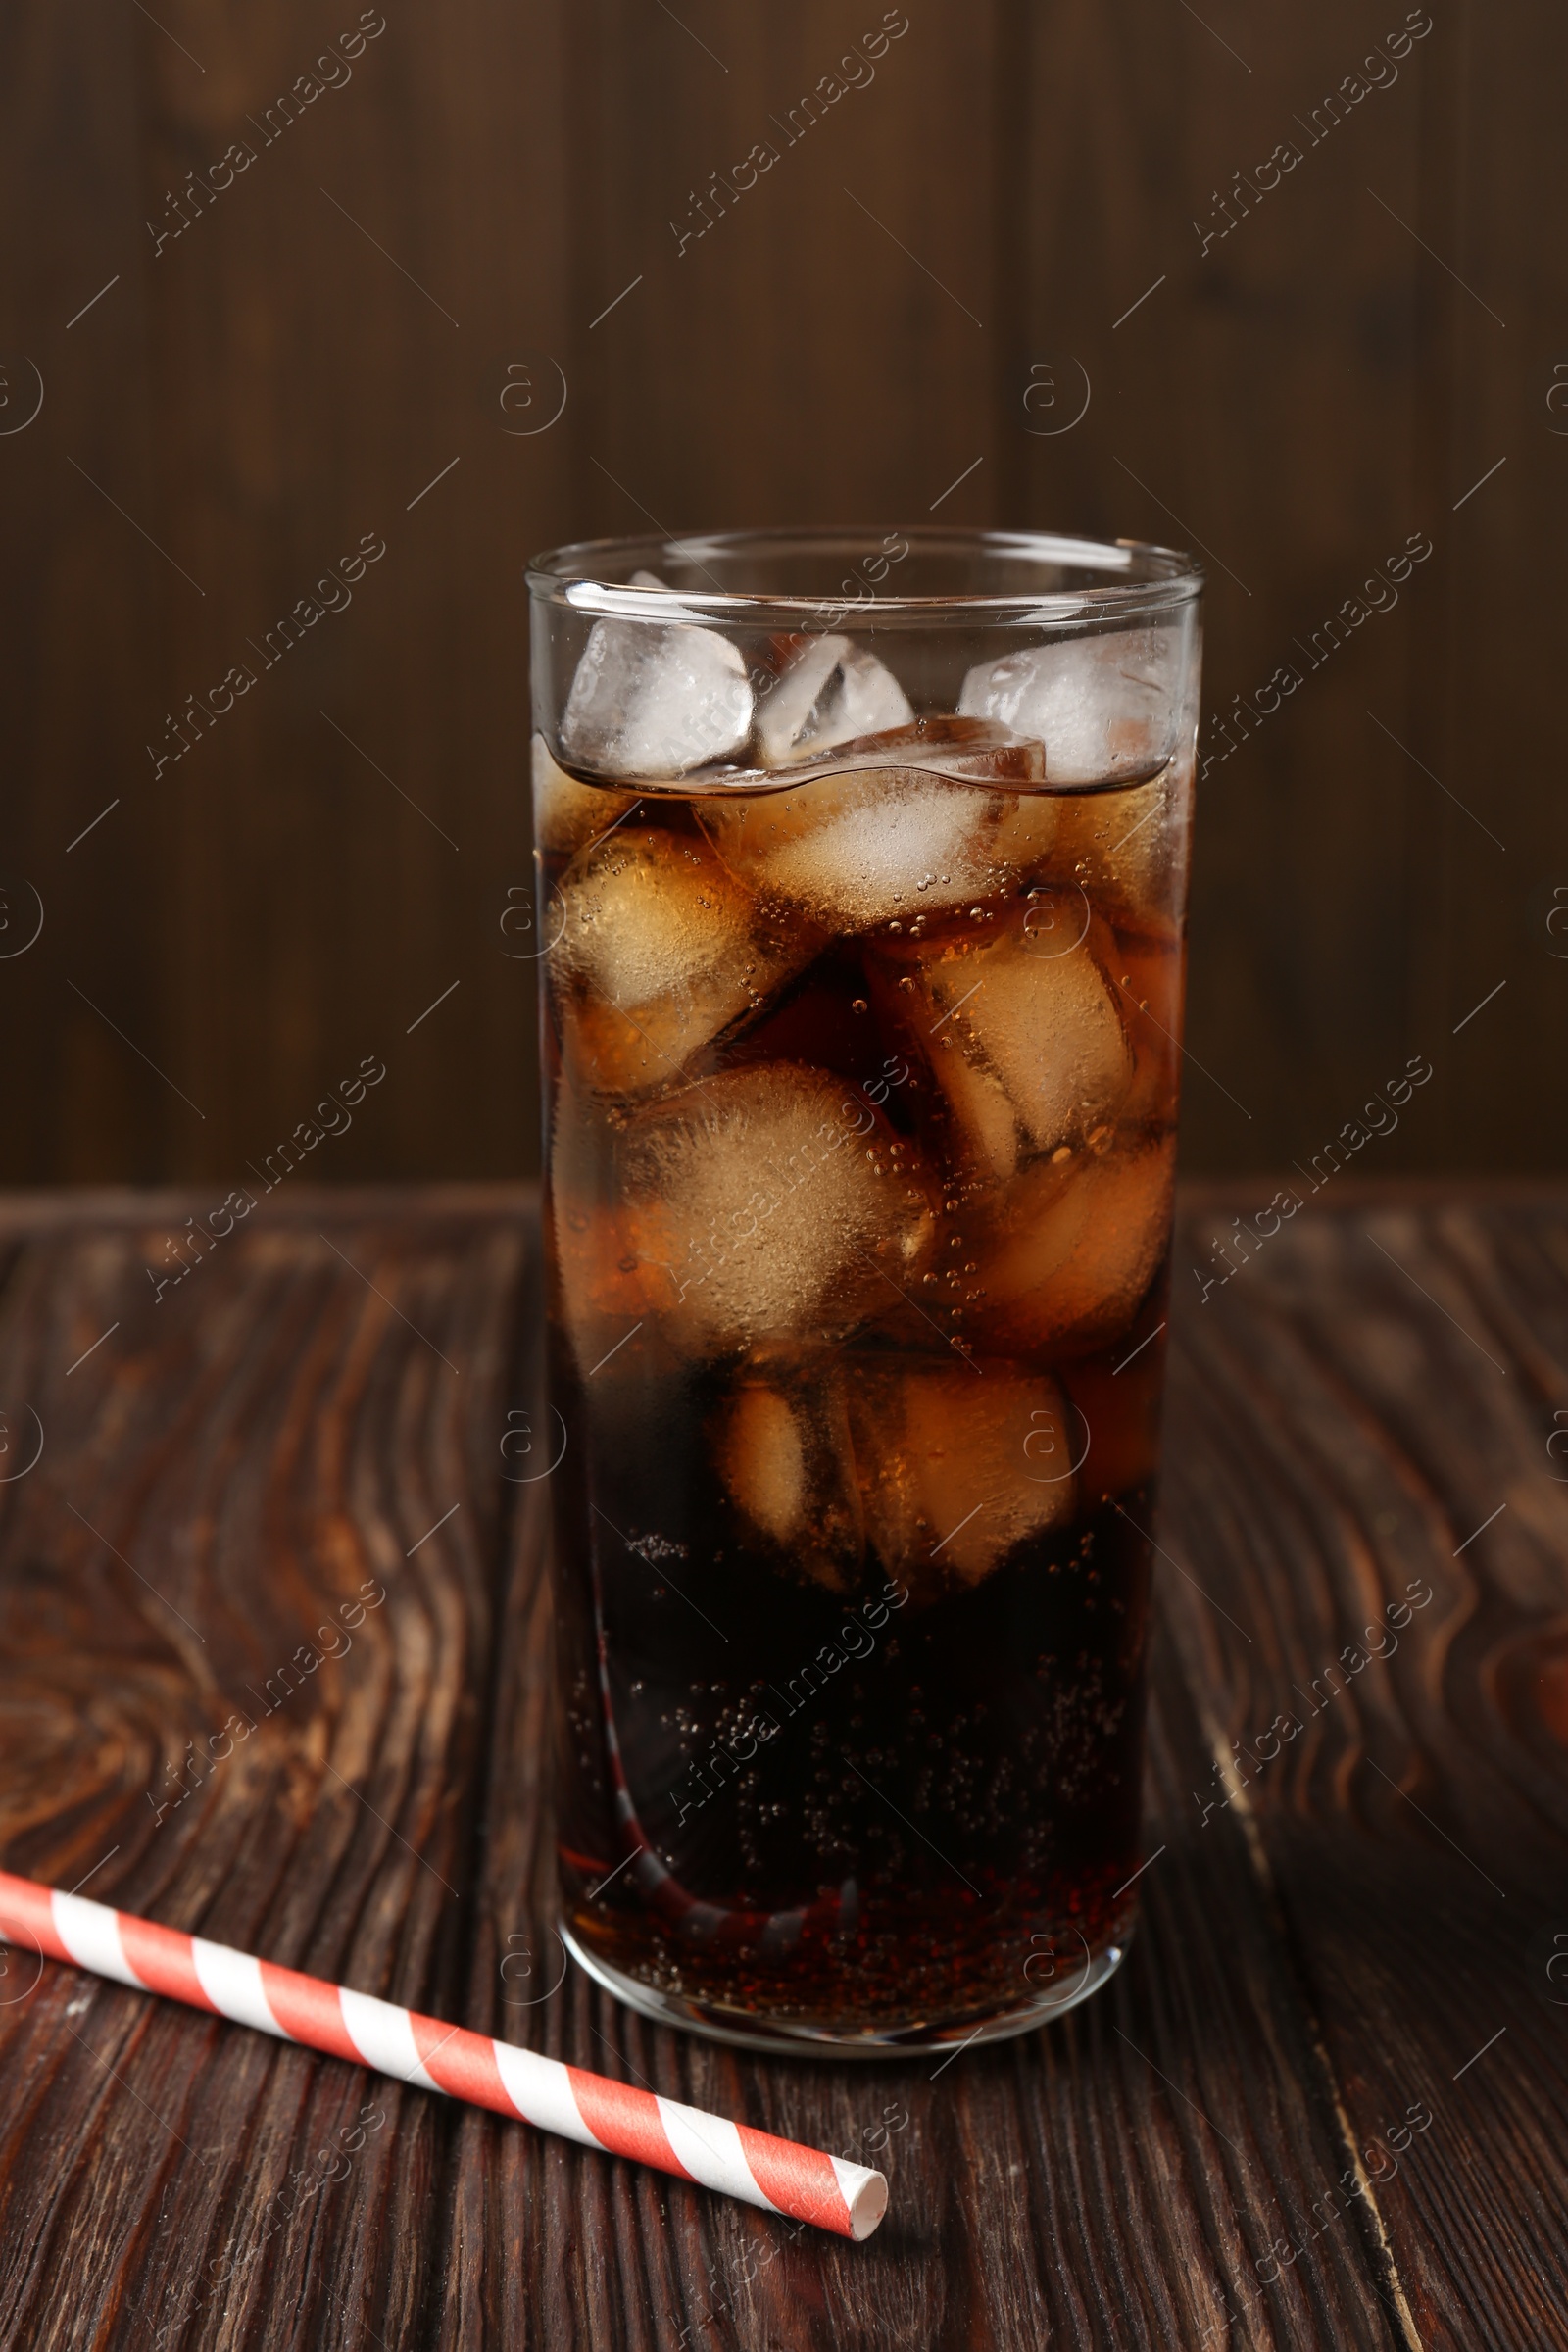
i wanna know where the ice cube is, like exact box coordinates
[870,913,1133,1180]
[620,1064,936,1358]
[560,612,753,778]
[699,765,1010,931]
[532,736,640,856]
[958,627,1187,785]
[700,720,1054,928]
[846,1357,1077,1595]
[712,1361,864,1592]
[756,636,913,767]
[969,1131,1177,1355]
[552,826,816,1098]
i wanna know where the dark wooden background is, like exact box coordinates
[1,0,1562,1188]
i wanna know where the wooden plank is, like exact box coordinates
[0,0,579,1192]
[1007,0,1561,1185]
[565,0,1002,534]
[0,2,172,1184]
[1399,0,1568,1171]
[1163,1195,1568,2350]
[129,0,575,1195]
[0,1200,525,2349]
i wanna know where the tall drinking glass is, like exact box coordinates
[527,529,1201,2052]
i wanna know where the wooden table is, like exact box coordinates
[0,1184,1564,2350]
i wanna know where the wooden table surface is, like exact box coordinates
[0,1183,1564,2351]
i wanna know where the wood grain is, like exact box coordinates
[1165,1193,1568,2352]
[0,1183,1564,2347]
[0,1193,525,2348]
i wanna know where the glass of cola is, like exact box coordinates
[527,527,1202,2051]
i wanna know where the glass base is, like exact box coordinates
[560,1921,1129,2057]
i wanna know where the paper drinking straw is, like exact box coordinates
[0,1868,888,2240]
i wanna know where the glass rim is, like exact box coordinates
[526,524,1203,622]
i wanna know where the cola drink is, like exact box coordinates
[529,535,1201,2049]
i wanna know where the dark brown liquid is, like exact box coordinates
[538,752,1186,2034]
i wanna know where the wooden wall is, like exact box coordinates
[1,0,1559,1185]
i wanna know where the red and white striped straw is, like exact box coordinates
[0,1869,887,2240]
